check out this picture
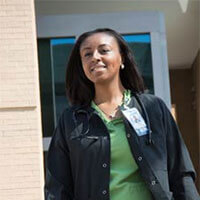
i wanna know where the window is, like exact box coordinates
[123,34,153,93]
[38,37,75,139]
[51,38,76,123]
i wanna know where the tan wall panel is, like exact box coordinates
[0,0,36,108]
[0,0,44,199]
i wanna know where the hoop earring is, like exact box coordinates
[121,64,125,70]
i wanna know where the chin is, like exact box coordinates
[93,77,113,85]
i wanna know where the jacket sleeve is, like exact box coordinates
[45,113,74,200]
[158,98,200,200]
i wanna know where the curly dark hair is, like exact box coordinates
[66,28,145,106]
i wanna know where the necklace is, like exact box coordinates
[93,89,130,120]
[96,93,125,119]
[100,106,120,119]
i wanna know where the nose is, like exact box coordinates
[92,50,101,62]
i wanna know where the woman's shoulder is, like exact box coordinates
[60,104,84,118]
[135,92,170,115]
[59,107,73,120]
[137,92,164,106]
[58,104,91,124]
[57,106,78,129]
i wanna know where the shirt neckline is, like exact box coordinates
[91,89,131,124]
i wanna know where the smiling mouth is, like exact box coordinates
[90,65,107,72]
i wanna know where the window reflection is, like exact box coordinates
[51,38,76,123]
[123,34,154,93]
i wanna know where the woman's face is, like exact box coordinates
[80,33,123,85]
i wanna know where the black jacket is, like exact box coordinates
[45,93,200,200]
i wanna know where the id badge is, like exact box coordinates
[121,107,148,136]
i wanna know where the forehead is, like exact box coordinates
[80,32,119,50]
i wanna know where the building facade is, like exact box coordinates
[0,0,44,199]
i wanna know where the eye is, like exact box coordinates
[84,52,92,57]
[101,49,110,54]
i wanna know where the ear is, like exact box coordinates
[120,53,124,64]
[121,59,124,66]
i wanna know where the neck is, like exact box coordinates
[94,79,125,105]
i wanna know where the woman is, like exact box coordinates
[45,28,199,200]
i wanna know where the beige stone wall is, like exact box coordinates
[0,0,44,199]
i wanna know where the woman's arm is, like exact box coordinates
[158,99,199,200]
[45,114,74,200]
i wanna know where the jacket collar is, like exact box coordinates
[71,91,142,116]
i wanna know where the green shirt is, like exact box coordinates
[91,90,153,200]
